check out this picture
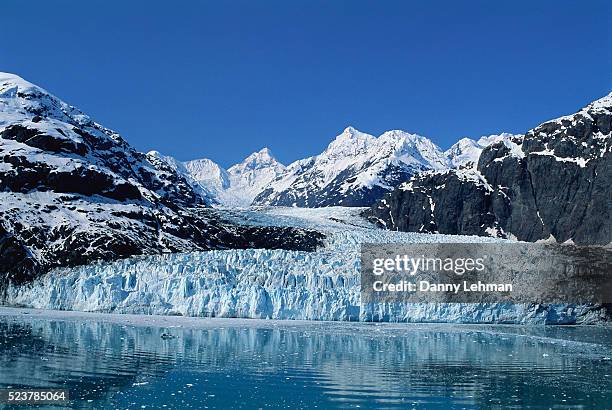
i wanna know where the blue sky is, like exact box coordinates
[2,0,610,167]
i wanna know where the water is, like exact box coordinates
[0,309,611,409]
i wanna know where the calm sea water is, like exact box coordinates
[0,309,611,409]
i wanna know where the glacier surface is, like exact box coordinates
[4,207,606,324]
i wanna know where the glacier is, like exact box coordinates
[3,207,607,324]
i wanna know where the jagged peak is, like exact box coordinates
[335,126,374,141]
[456,137,478,145]
[0,71,97,130]
[258,147,272,155]
[242,147,280,165]
[378,130,440,152]
[146,150,163,158]
[183,157,225,173]
[244,147,276,162]
[227,147,285,175]
[342,125,358,134]
[324,127,375,159]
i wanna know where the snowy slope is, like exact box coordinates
[0,72,208,207]
[224,148,286,206]
[0,72,210,283]
[0,73,322,285]
[253,127,449,207]
[445,138,483,168]
[4,207,606,324]
[184,148,286,207]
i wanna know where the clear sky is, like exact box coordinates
[2,0,610,167]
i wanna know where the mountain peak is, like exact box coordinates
[337,126,371,140]
[332,126,374,145]
[0,72,52,101]
[0,72,36,89]
[324,127,375,159]
[238,147,281,169]
[0,72,96,128]
[253,147,274,160]
[455,137,478,146]
[146,150,163,158]
[446,134,523,169]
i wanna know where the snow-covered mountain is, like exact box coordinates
[183,158,230,193]
[180,128,521,208]
[184,148,286,207]
[445,133,522,168]
[2,71,608,324]
[0,73,323,286]
[367,93,612,245]
[252,127,449,207]
[227,148,287,205]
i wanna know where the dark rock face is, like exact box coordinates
[365,94,612,245]
[0,225,39,285]
[366,171,501,235]
[0,197,324,288]
[0,74,325,288]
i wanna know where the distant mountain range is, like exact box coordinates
[179,127,520,208]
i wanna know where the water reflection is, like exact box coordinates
[0,312,611,409]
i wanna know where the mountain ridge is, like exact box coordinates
[0,72,324,286]
[365,92,612,245]
[183,126,521,208]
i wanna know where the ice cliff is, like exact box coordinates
[4,208,607,324]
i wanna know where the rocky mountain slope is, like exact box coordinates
[0,73,323,287]
[365,93,612,245]
[184,148,285,207]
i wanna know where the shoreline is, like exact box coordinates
[0,305,606,329]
